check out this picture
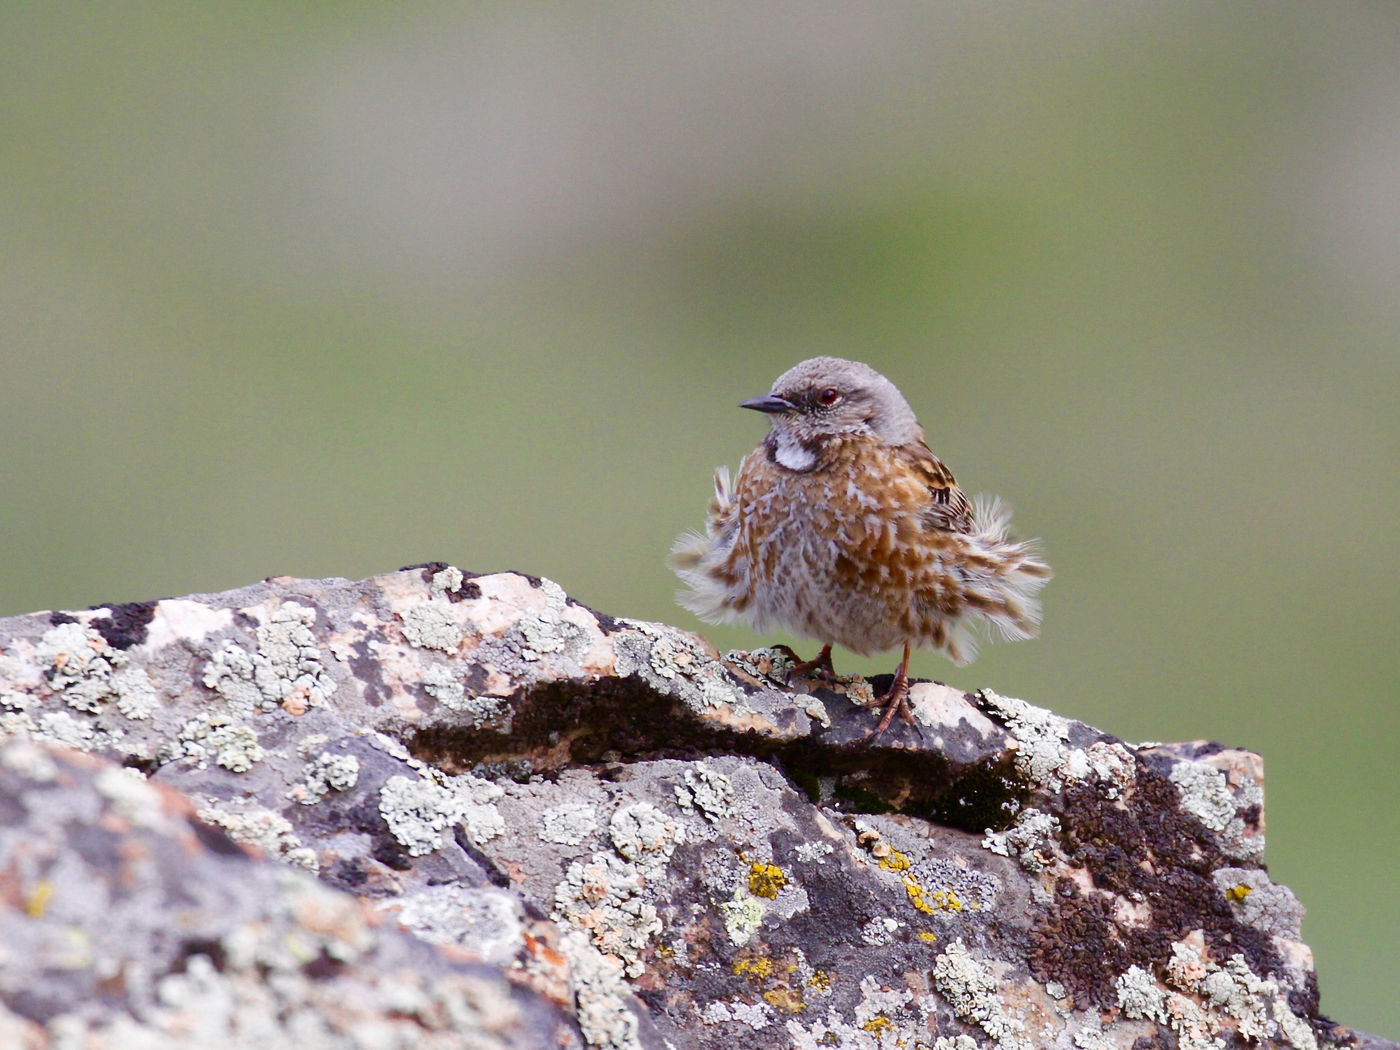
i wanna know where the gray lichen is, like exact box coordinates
[614,621,747,716]
[176,717,266,772]
[203,601,338,715]
[981,808,1060,872]
[296,751,361,805]
[540,802,599,845]
[673,765,734,822]
[931,939,1029,1050]
[197,803,318,871]
[379,772,506,856]
[32,622,158,720]
[401,602,465,653]
[421,662,507,726]
[608,802,680,871]
[559,929,642,1050]
[977,689,1071,788]
[553,853,662,977]
[1168,758,1263,860]
[1116,965,1169,1024]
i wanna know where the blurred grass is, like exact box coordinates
[1,1,1396,1034]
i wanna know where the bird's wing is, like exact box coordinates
[902,440,975,534]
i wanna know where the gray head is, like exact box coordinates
[741,357,921,448]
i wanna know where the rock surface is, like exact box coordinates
[0,566,1390,1049]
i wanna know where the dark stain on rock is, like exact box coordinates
[405,562,483,601]
[1031,756,1310,1021]
[88,601,158,650]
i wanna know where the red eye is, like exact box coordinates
[817,387,841,406]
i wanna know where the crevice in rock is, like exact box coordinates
[405,675,1031,836]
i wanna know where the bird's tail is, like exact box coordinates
[942,495,1052,664]
[669,468,746,625]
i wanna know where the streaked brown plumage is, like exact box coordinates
[671,356,1051,737]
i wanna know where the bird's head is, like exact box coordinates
[742,357,920,464]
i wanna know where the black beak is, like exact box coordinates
[740,393,795,415]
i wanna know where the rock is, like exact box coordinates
[0,565,1390,1049]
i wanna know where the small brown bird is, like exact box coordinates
[671,356,1051,737]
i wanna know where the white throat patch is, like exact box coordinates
[772,430,816,472]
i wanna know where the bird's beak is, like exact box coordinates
[739,394,795,415]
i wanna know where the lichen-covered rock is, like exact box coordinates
[0,737,581,1048]
[0,567,1391,1050]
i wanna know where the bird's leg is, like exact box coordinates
[774,643,836,684]
[865,643,917,740]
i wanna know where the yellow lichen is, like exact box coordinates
[902,876,962,915]
[1227,883,1254,903]
[917,930,938,943]
[747,860,788,899]
[807,969,832,991]
[733,954,777,981]
[25,881,53,919]
[762,986,807,1014]
[876,846,911,873]
[861,1015,893,1034]
[655,942,675,958]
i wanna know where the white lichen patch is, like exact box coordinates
[1071,1025,1117,1050]
[400,602,464,653]
[177,718,265,772]
[553,853,662,977]
[34,710,101,750]
[609,802,681,871]
[198,804,318,871]
[109,665,158,719]
[93,764,164,826]
[0,737,60,780]
[1116,965,1169,1024]
[379,772,505,856]
[1060,740,1137,799]
[1169,759,1264,860]
[860,916,899,946]
[982,808,1060,872]
[674,764,735,821]
[516,577,571,660]
[794,839,834,863]
[1169,762,1236,831]
[420,662,508,726]
[931,939,1030,1050]
[977,689,1071,788]
[384,885,524,963]
[912,856,1001,910]
[1211,867,1304,940]
[0,651,37,697]
[614,621,748,716]
[701,998,772,1030]
[38,622,113,711]
[558,929,642,1050]
[540,801,599,845]
[786,973,945,1050]
[430,565,464,597]
[1161,940,1318,1050]
[294,751,360,805]
[32,622,159,720]
[202,601,337,715]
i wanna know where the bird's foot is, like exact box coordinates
[859,646,923,743]
[775,643,837,685]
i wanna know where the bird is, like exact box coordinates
[670,356,1051,738]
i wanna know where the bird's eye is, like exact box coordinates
[817,387,841,406]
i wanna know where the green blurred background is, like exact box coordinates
[2,2,1396,1033]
